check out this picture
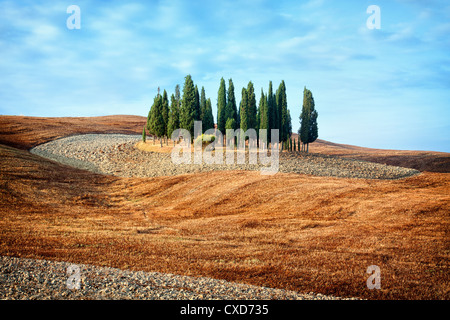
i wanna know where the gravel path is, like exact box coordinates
[30,134,420,180]
[0,256,354,300]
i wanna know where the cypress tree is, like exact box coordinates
[287,108,292,137]
[142,126,146,142]
[258,89,264,131]
[202,98,215,132]
[167,93,180,139]
[276,80,288,142]
[299,87,309,151]
[256,95,261,134]
[217,78,227,134]
[263,92,270,148]
[200,86,207,121]
[162,89,169,137]
[273,84,279,131]
[194,85,201,121]
[180,75,196,139]
[225,78,238,129]
[247,81,257,130]
[259,89,269,132]
[299,87,319,153]
[287,108,292,149]
[258,89,268,146]
[148,93,165,142]
[175,84,181,108]
[239,87,249,132]
[267,81,275,143]
[146,108,151,133]
[236,103,240,128]
[309,106,318,151]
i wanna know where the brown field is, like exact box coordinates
[0,115,449,300]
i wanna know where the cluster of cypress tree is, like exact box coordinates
[145,76,318,152]
[216,79,293,146]
[145,87,167,145]
[145,76,215,144]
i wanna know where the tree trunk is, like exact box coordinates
[307,143,309,153]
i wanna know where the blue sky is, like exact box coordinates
[1,0,449,152]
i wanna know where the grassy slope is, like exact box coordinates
[0,115,449,300]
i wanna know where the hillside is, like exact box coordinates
[1,115,448,173]
[0,115,449,300]
[292,134,450,173]
[0,115,146,150]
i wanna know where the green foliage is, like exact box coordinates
[217,78,227,134]
[309,108,318,144]
[146,76,308,152]
[194,134,216,146]
[200,86,207,121]
[247,81,257,131]
[202,98,215,132]
[239,87,249,132]
[175,84,181,105]
[287,109,292,137]
[180,75,197,138]
[161,89,169,137]
[276,80,289,142]
[194,85,201,121]
[142,126,146,142]
[256,100,261,134]
[146,109,151,132]
[167,93,180,138]
[299,87,319,152]
[148,93,165,138]
[267,81,276,143]
[225,79,238,130]
[225,117,236,130]
[259,89,269,131]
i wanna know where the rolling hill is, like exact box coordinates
[0,115,448,300]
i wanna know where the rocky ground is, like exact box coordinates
[30,134,420,180]
[0,256,355,300]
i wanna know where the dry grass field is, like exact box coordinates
[0,115,449,300]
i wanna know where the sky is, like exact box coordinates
[0,0,449,152]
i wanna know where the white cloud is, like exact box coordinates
[171,60,193,74]
[277,34,317,50]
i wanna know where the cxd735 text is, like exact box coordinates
[224,304,268,315]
